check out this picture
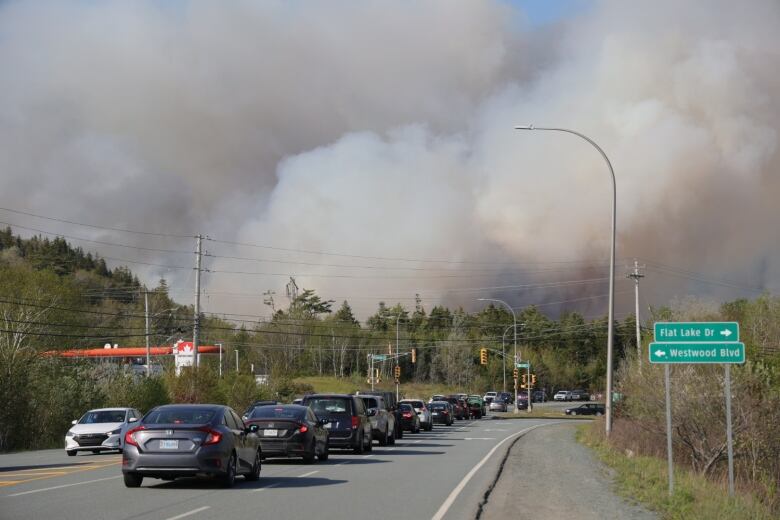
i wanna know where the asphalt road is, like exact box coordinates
[0,416,564,520]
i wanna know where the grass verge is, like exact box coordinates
[577,423,775,519]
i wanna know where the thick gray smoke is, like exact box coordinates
[0,0,778,321]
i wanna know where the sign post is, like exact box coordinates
[650,321,743,497]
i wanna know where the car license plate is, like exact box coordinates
[432,412,439,416]
[264,429,278,437]
[160,440,178,449]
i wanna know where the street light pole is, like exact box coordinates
[514,124,617,436]
[394,314,401,402]
[478,298,517,412]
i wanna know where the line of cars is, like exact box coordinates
[67,390,488,488]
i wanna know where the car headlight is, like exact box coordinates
[65,430,74,437]
[108,428,121,435]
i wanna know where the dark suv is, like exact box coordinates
[302,394,372,454]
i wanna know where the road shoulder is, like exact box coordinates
[478,422,657,520]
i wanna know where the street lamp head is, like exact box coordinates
[514,125,534,130]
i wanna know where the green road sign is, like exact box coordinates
[654,322,739,342]
[371,354,387,361]
[649,342,745,364]
[515,362,529,369]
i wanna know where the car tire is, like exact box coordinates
[426,422,432,432]
[245,450,261,481]
[317,440,329,461]
[596,412,603,416]
[91,450,100,454]
[123,472,143,488]
[220,454,237,488]
[396,423,403,440]
[303,440,317,464]
[66,450,77,457]
[388,428,395,445]
[365,432,373,452]
[572,411,578,416]
[379,427,388,446]
[353,431,365,454]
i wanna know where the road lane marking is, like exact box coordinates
[248,482,280,493]
[432,424,550,520]
[386,448,396,451]
[362,454,374,458]
[165,506,210,520]
[6,475,121,497]
[0,460,121,488]
[412,440,422,444]
[464,437,496,440]
[298,470,319,478]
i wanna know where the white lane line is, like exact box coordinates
[337,461,350,466]
[7,475,121,497]
[362,454,374,459]
[432,424,551,520]
[248,482,280,494]
[413,440,422,444]
[386,447,396,451]
[165,506,210,520]
[464,437,496,441]
[298,470,319,478]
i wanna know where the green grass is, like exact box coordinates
[577,425,775,520]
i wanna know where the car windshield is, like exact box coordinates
[361,397,378,409]
[307,398,351,415]
[78,410,126,424]
[249,406,306,420]
[144,408,217,425]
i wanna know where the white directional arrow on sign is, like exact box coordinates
[720,329,732,337]
[655,350,666,357]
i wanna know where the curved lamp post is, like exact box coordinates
[514,124,616,436]
[477,298,519,412]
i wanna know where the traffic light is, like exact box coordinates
[394,365,401,378]
[513,368,519,380]
[531,374,537,387]
[479,348,488,365]
[522,373,528,385]
[411,348,416,363]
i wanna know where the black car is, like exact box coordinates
[398,403,421,433]
[302,394,372,454]
[429,401,454,426]
[122,404,260,488]
[244,405,329,463]
[565,403,605,416]
[241,400,279,420]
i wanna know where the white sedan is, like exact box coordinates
[65,407,142,456]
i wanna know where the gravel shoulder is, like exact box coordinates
[478,422,657,520]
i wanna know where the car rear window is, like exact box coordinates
[306,397,353,416]
[144,407,217,425]
[249,406,306,420]
[361,397,378,409]
[399,403,414,412]
[430,403,447,410]
[406,401,424,408]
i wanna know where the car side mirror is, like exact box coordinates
[71,420,77,425]
[128,417,138,423]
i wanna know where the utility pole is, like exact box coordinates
[145,290,150,377]
[193,234,202,368]
[627,259,645,367]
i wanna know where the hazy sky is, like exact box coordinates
[0,0,778,323]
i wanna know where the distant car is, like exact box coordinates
[401,399,433,431]
[65,407,142,456]
[488,399,507,412]
[429,401,454,426]
[565,403,605,416]
[466,397,483,419]
[122,404,261,488]
[469,395,486,416]
[398,403,421,433]
[303,394,373,454]
[483,391,497,404]
[496,392,513,404]
[570,389,590,401]
[360,394,397,445]
[516,395,529,410]
[532,390,547,403]
[245,404,329,463]
[554,390,573,401]
[443,396,467,420]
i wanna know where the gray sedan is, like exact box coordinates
[122,404,261,488]
[488,400,507,412]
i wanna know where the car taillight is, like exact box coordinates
[124,425,145,447]
[402,412,412,418]
[201,428,222,445]
[351,416,359,430]
[442,410,449,415]
[298,424,309,434]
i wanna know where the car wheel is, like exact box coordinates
[596,412,603,416]
[317,440,329,461]
[364,432,373,452]
[91,450,101,454]
[388,429,395,445]
[221,454,237,488]
[572,411,578,416]
[379,427,388,446]
[396,423,403,440]
[303,440,317,464]
[66,450,77,457]
[353,431,365,454]
[123,472,143,488]
[245,450,261,481]
[426,422,432,432]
